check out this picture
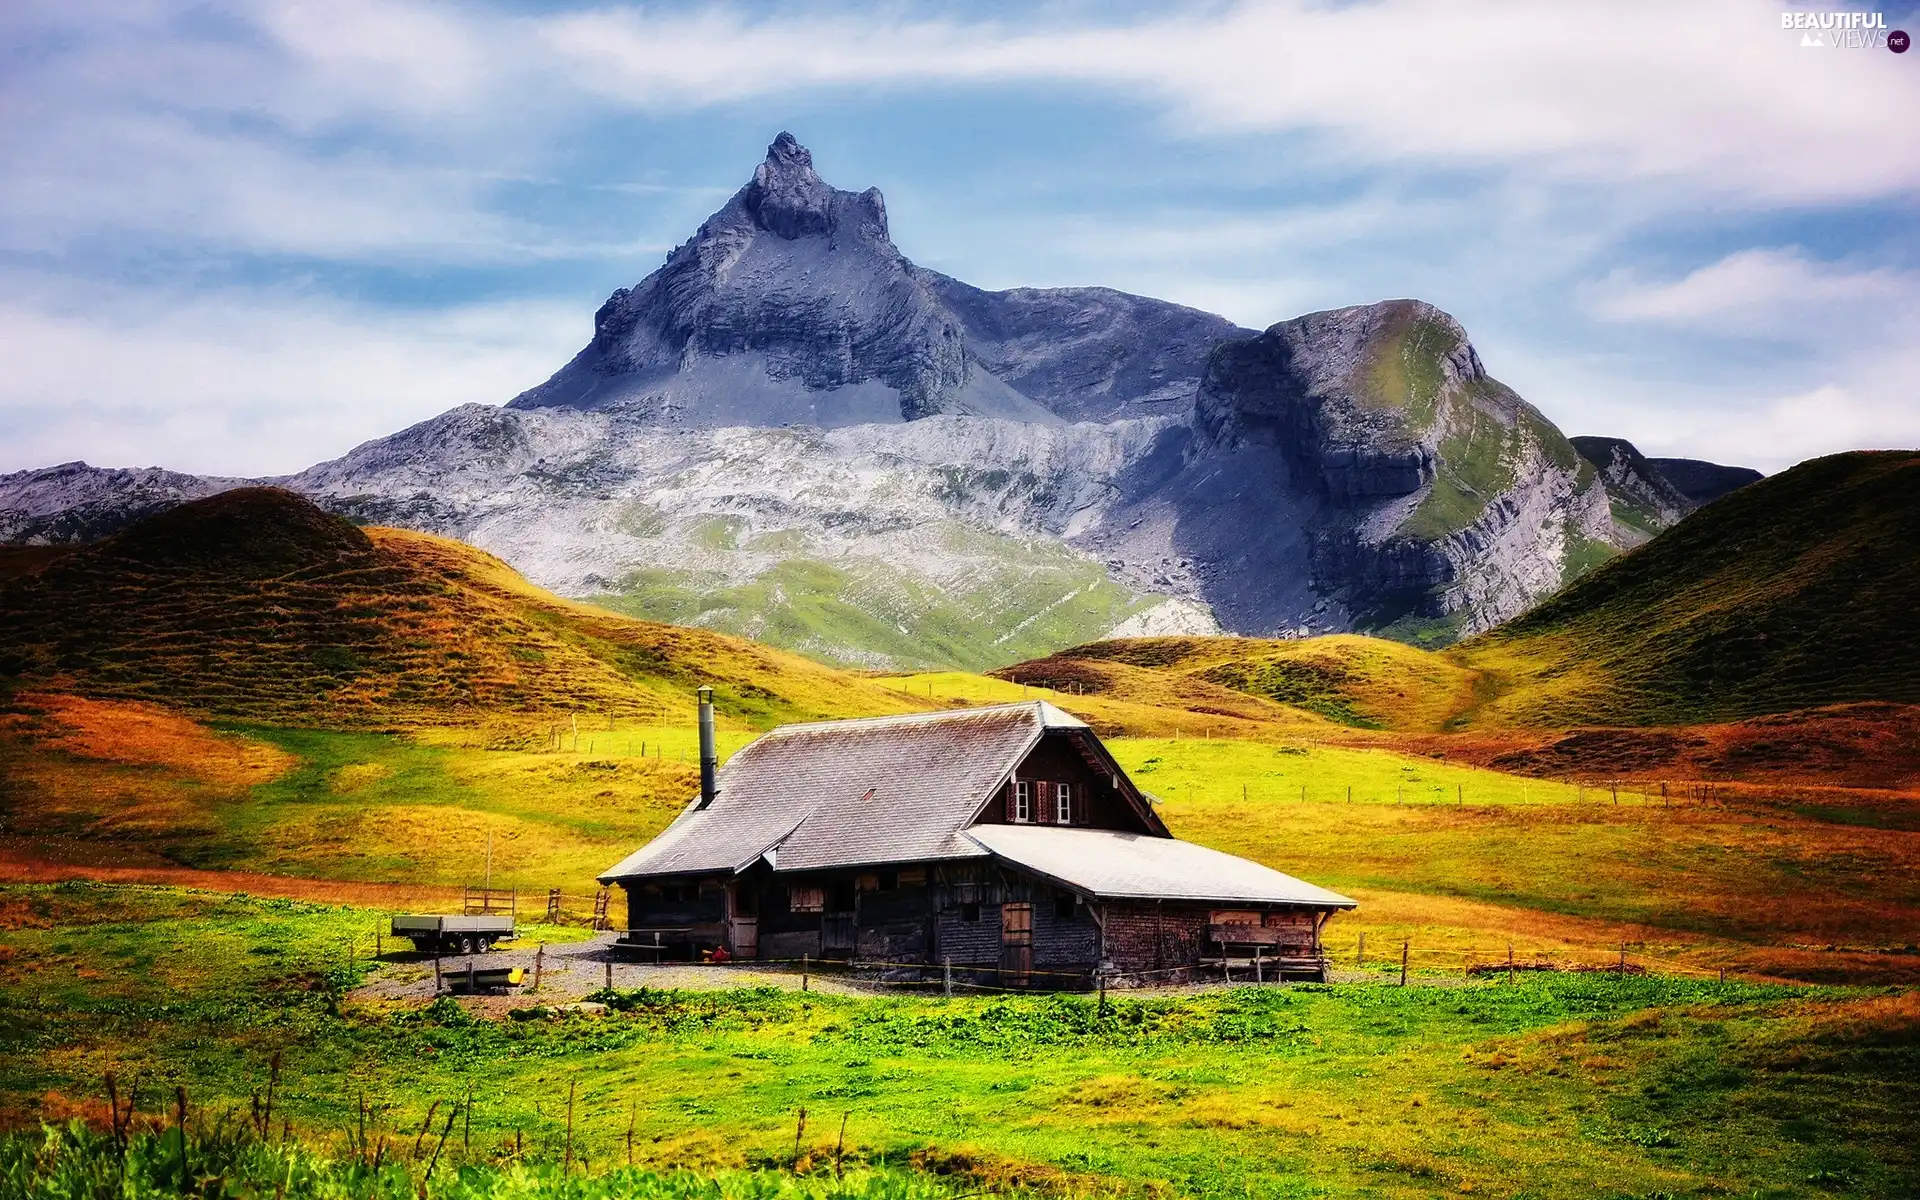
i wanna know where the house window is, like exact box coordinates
[960,902,981,923]
[1012,780,1032,823]
[1055,783,1073,824]
[789,885,825,913]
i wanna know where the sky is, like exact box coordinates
[2,0,1918,477]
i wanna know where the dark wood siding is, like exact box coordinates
[974,731,1153,833]
[620,866,1340,987]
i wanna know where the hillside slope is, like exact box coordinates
[993,633,1481,733]
[1458,451,1920,726]
[0,488,917,729]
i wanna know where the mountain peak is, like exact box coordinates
[743,130,871,241]
[765,131,812,170]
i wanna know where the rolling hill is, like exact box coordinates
[1459,450,1920,727]
[0,487,917,731]
[995,451,1920,769]
[993,633,1481,733]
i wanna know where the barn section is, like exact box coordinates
[598,699,1354,986]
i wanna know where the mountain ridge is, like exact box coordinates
[0,133,1760,670]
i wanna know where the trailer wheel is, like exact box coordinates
[476,937,492,953]
[459,936,475,955]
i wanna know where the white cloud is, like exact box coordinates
[539,1,1920,204]
[1,0,1915,486]
[0,278,585,476]
[1488,333,1920,474]
[13,1,1916,272]
[1640,372,1920,471]
[1587,248,1920,334]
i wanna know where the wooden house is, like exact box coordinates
[598,697,1355,986]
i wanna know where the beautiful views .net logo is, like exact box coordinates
[1781,10,1909,51]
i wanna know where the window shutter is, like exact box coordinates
[1035,781,1051,823]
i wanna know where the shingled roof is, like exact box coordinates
[598,701,1142,882]
[965,826,1356,908]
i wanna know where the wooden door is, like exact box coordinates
[728,918,759,959]
[1000,902,1033,986]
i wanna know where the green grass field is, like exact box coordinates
[3,883,1916,1199]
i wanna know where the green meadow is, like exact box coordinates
[2,883,1916,1199]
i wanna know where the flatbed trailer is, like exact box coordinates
[390,913,514,954]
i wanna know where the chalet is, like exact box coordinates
[598,690,1355,986]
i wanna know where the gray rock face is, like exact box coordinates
[0,134,1691,662]
[1178,299,1612,635]
[509,134,1243,429]
[1196,300,1470,498]
[511,132,998,423]
[1649,457,1764,506]
[0,462,255,544]
[920,273,1252,422]
[1571,436,1696,545]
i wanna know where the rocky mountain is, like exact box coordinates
[509,132,1241,428]
[0,133,1739,669]
[1571,436,1698,546]
[0,462,254,544]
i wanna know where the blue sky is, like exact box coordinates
[3,0,1917,476]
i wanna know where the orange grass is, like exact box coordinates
[0,693,294,786]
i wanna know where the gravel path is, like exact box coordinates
[350,933,870,1012]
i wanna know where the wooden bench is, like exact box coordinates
[1207,925,1327,983]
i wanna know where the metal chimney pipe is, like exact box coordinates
[697,685,718,808]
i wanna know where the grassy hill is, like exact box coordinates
[0,487,916,731]
[1458,450,1920,727]
[3,480,1917,984]
[1004,453,1920,734]
[991,634,1480,732]
[0,488,926,891]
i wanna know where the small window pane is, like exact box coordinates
[1056,783,1073,824]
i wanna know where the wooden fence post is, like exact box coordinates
[943,956,952,999]
[1356,932,1365,968]
[1507,943,1515,985]
[533,944,544,992]
[174,1086,190,1189]
[1400,941,1409,987]
[802,954,809,991]
[563,1081,575,1171]
[1618,943,1627,977]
